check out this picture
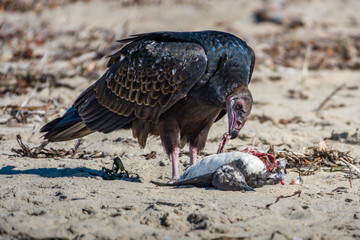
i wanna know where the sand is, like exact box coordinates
[0,0,359,239]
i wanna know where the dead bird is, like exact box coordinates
[151,151,286,191]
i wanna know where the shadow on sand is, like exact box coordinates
[0,165,141,182]
[0,165,103,178]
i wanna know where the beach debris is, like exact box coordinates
[287,89,308,100]
[101,156,141,182]
[151,151,286,191]
[278,116,303,125]
[11,134,105,159]
[0,102,55,125]
[252,0,285,25]
[0,0,93,12]
[11,134,37,158]
[315,83,346,112]
[0,20,119,98]
[143,151,157,160]
[273,140,357,175]
[102,156,128,180]
[265,190,302,209]
[247,114,277,125]
[290,176,303,185]
[255,35,360,71]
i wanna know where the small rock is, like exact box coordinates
[214,226,230,233]
[160,212,171,227]
[82,206,96,215]
[187,212,210,229]
[55,191,67,201]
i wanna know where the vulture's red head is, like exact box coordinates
[226,86,253,139]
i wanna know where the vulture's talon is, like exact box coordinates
[168,177,179,184]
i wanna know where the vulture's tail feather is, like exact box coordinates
[41,80,137,142]
[40,107,93,142]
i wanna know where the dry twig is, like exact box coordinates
[11,134,106,160]
[315,83,346,112]
[266,190,302,209]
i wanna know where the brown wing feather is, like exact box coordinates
[96,38,207,122]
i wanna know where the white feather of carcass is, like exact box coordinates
[178,151,266,181]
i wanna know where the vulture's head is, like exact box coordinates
[226,86,253,139]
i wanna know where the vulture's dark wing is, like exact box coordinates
[73,36,207,132]
[41,35,208,141]
[96,37,206,121]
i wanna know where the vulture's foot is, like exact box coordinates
[167,177,179,184]
[217,132,231,153]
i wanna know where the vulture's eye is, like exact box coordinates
[235,103,243,111]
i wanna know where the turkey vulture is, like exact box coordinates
[40,31,255,181]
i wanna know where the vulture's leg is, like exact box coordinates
[158,118,181,182]
[189,146,198,165]
[189,120,214,163]
[171,146,180,182]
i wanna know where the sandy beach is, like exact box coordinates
[0,0,359,239]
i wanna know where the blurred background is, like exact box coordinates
[0,0,359,150]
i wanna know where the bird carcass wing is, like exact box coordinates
[94,37,208,122]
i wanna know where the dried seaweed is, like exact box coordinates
[272,141,358,176]
[278,116,303,125]
[0,102,54,124]
[0,20,121,97]
[287,89,308,100]
[143,151,157,160]
[247,114,277,125]
[256,35,360,70]
[11,134,106,159]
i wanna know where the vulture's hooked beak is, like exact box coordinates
[226,94,252,139]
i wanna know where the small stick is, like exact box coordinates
[266,190,302,209]
[15,89,38,119]
[301,43,312,83]
[33,140,49,155]
[348,167,353,189]
[315,83,346,112]
[340,159,360,177]
[74,139,83,151]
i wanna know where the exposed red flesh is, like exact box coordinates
[241,148,277,172]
